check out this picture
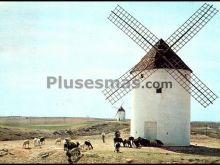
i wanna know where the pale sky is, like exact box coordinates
[0,2,220,121]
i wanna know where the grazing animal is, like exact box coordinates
[133,137,163,148]
[128,136,134,145]
[123,139,132,148]
[114,142,121,153]
[84,140,93,150]
[155,139,164,146]
[39,137,45,145]
[133,139,141,148]
[55,138,62,144]
[64,141,80,151]
[22,140,30,148]
[33,138,41,147]
[138,137,150,146]
[113,137,123,146]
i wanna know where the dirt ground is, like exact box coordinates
[0,132,220,164]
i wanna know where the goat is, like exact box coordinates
[39,137,45,145]
[132,137,150,148]
[128,136,134,146]
[138,137,150,146]
[64,141,80,151]
[123,139,132,148]
[114,142,121,153]
[55,138,62,144]
[113,137,123,146]
[155,139,164,146]
[84,140,93,150]
[22,140,30,148]
[114,130,121,138]
[133,138,141,148]
[133,137,163,147]
[33,138,41,147]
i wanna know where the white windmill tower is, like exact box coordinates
[113,103,126,121]
[103,3,218,146]
[130,39,192,145]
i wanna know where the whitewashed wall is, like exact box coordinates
[131,69,191,146]
[116,111,125,121]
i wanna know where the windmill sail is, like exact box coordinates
[162,62,218,108]
[166,3,218,52]
[162,3,219,107]
[104,5,161,104]
[108,5,159,53]
[154,42,218,108]
[104,3,218,107]
[102,57,157,105]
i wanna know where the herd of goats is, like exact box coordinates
[21,131,164,163]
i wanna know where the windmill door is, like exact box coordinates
[144,121,157,140]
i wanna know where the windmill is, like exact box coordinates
[113,102,126,121]
[102,3,218,146]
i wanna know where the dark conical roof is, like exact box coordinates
[131,39,192,72]
[117,106,125,112]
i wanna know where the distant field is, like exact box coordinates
[0,116,106,125]
[0,116,111,131]
[191,122,220,139]
[0,121,96,130]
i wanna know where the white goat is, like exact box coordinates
[33,138,41,147]
[55,138,62,144]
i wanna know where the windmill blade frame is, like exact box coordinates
[104,5,162,104]
[108,5,159,53]
[104,3,218,107]
[166,3,218,52]
[159,54,218,108]
[102,56,158,105]
[161,3,219,107]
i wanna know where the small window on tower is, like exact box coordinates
[156,88,162,93]
[140,74,144,79]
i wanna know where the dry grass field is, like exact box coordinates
[0,118,220,164]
